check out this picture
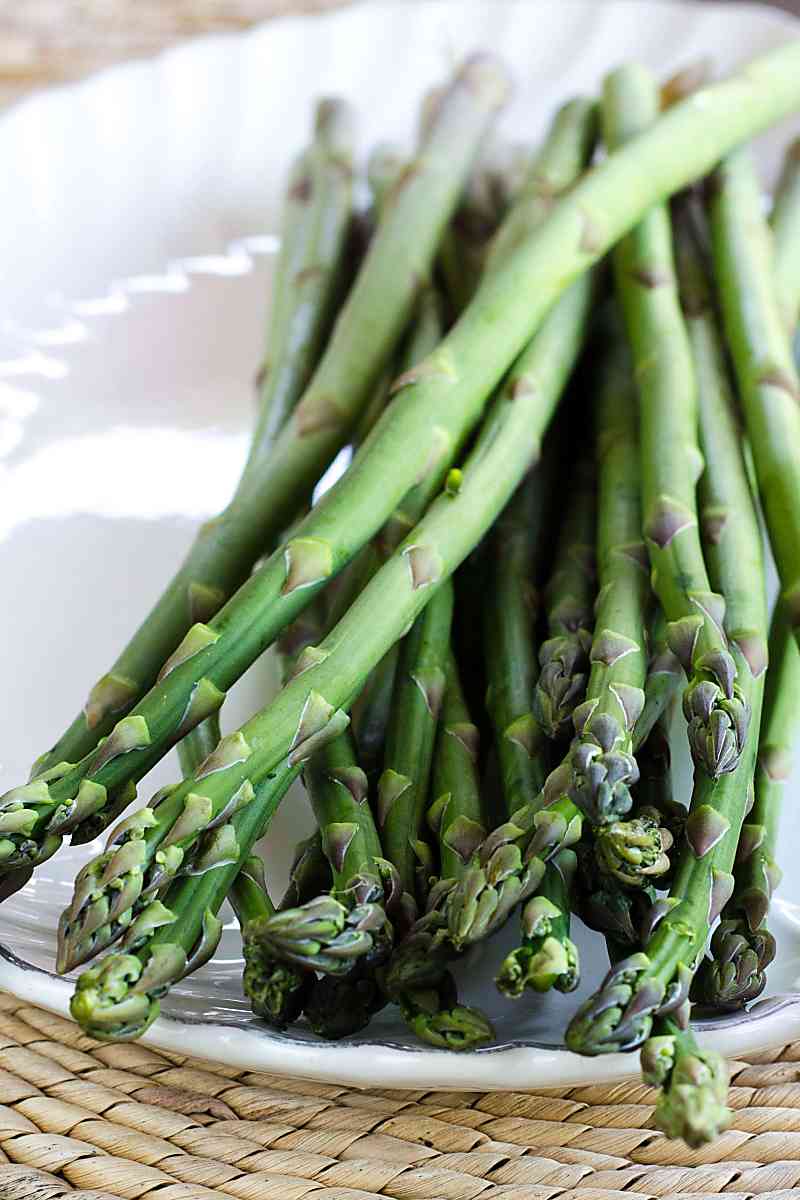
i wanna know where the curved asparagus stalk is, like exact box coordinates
[641,1017,732,1148]
[484,469,549,824]
[70,764,299,1040]
[772,137,800,333]
[566,216,769,1056]
[533,457,596,741]
[603,65,748,783]
[2,59,508,875]
[496,849,579,997]
[709,145,800,654]
[229,856,313,1029]
[378,581,454,917]
[37,99,357,778]
[12,48,798,881]
[695,605,794,1008]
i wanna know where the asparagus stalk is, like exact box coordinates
[632,610,683,751]
[709,146,800,653]
[278,833,331,910]
[426,653,488,906]
[70,763,300,1040]
[377,581,454,917]
[229,855,313,1029]
[641,1017,731,1148]
[483,469,549,824]
[2,58,507,871]
[695,604,795,1008]
[533,456,596,741]
[496,849,579,997]
[603,64,748,783]
[9,45,800,882]
[772,137,800,333]
[565,204,769,1059]
[36,99,357,777]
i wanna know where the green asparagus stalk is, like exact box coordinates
[695,605,795,1008]
[641,1017,731,1148]
[533,456,596,741]
[564,333,651,830]
[9,44,800,881]
[426,653,487,905]
[483,470,549,824]
[229,855,313,1029]
[36,99,357,778]
[496,849,579,997]
[565,202,769,1058]
[278,833,331,910]
[772,137,800,333]
[2,58,507,871]
[378,581,454,916]
[70,763,300,1040]
[395,971,493,1050]
[632,611,683,751]
[603,64,748,783]
[709,146,800,654]
[574,841,656,954]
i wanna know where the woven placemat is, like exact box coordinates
[0,991,799,1198]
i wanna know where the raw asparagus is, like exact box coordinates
[709,146,800,653]
[604,64,748,782]
[483,470,549,824]
[533,455,596,741]
[496,849,579,997]
[229,855,313,1029]
[772,137,800,333]
[9,44,799,877]
[695,605,794,1008]
[641,1017,731,1148]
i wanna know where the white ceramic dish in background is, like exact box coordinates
[1,0,799,1090]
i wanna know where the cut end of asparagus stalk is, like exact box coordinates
[248,892,393,976]
[641,1026,732,1149]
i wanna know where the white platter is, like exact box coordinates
[1,0,800,1090]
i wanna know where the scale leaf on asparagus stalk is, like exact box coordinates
[7,45,800,884]
[603,63,749,784]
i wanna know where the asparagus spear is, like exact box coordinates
[565,204,769,1060]
[278,833,331,910]
[641,1017,731,1148]
[36,99,357,778]
[425,653,488,907]
[229,855,313,1029]
[533,456,596,741]
[496,850,579,997]
[483,469,549,824]
[695,604,794,1008]
[709,146,800,654]
[603,64,748,783]
[377,581,454,917]
[632,610,683,751]
[772,137,800,333]
[9,44,800,882]
[70,763,300,1040]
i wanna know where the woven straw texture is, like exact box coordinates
[1,992,800,1198]
[3,3,800,1197]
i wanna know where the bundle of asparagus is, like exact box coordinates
[4,42,800,1151]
